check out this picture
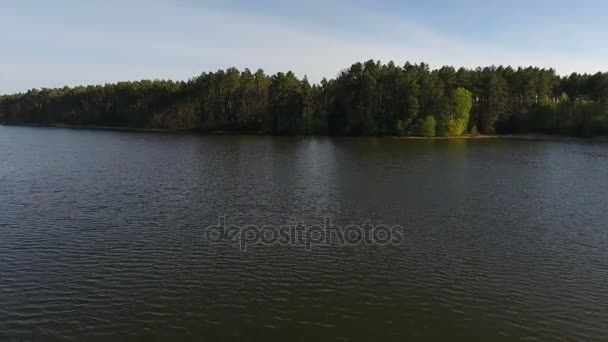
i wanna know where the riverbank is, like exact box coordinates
[0,122,178,133]
[2,122,606,142]
[393,134,608,142]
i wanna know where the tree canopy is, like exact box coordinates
[2,61,608,137]
[437,87,473,136]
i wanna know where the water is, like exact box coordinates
[1,125,607,341]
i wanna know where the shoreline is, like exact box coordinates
[1,122,606,142]
[0,122,180,133]
[391,134,607,142]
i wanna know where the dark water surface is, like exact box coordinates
[1,126,607,341]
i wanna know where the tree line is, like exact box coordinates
[1,60,608,136]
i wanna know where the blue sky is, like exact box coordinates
[1,0,607,94]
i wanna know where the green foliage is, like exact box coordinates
[478,69,509,133]
[416,116,436,137]
[1,61,608,137]
[441,87,473,136]
[530,94,559,132]
[395,119,411,136]
[470,125,480,136]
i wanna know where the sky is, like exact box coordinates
[1,0,607,94]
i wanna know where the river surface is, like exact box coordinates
[1,125,607,341]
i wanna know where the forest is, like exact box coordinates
[1,60,608,137]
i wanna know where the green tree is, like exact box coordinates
[2,60,608,137]
[441,87,473,136]
[478,69,509,133]
[416,116,436,137]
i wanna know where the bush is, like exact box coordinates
[416,116,436,137]
[395,119,411,136]
[470,125,480,137]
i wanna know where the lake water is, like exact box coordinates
[1,125,607,341]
